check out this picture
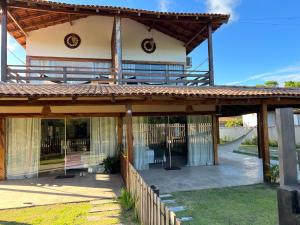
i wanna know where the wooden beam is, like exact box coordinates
[207,22,214,86]
[0,117,6,180]
[125,104,133,164]
[7,10,28,37]
[1,0,7,82]
[111,16,122,84]
[212,113,219,165]
[184,26,206,47]
[258,104,270,182]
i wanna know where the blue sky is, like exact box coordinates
[7,0,300,86]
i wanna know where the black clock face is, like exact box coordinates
[64,33,81,49]
[141,38,156,54]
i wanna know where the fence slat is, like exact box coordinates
[124,163,182,225]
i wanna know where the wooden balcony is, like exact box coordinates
[6,65,210,86]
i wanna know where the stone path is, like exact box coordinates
[160,194,193,223]
[87,197,124,225]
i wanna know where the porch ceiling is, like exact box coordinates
[6,0,229,53]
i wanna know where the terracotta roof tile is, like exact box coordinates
[0,83,300,98]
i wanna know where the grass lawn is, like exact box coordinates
[0,201,138,225]
[234,145,279,160]
[173,184,278,225]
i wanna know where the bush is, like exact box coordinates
[101,156,120,174]
[269,164,279,184]
[220,136,234,144]
[242,136,257,145]
[119,188,135,211]
[225,118,243,128]
[269,139,278,147]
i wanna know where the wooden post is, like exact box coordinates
[126,104,133,164]
[1,0,7,82]
[276,108,298,186]
[0,118,6,180]
[212,113,219,165]
[257,113,262,159]
[258,104,270,182]
[207,22,214,86]
[111,16,122,84]
[117,116,123,148]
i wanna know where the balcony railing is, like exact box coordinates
[6,65,210,86]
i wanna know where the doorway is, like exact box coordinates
[147,116,188,169]
[39,118,90,176]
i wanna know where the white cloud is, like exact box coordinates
[225,64,300,86]
[204,0,240,21]
[158,0,173,12]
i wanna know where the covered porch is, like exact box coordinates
[139,149,263,193]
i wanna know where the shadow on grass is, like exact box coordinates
[0,221,30,225]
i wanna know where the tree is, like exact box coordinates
[225,118,243,127]
[256,80,278,87]
[284,81,300,88]
[264,80,278,87]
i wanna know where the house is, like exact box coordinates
[0,0,300,182]
[243,112,300,127]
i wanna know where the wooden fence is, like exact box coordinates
[122,157,182,225]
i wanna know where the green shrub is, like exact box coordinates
[220,136,234,144]
[269,139,278,147]
[101,156,120,174]
[225,118,243,128]
[119,188,135,211]
[270,164,279,184]
[242,136,257,145]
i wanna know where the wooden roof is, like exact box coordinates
[6,0,229,53]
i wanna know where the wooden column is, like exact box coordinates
[125,105,133,164]
[111,16,122,84]
[207,22,214,86]
[256,113,262,159]
[1,0,7,82]
[117,116,123,148]
[0,118,6,180]
[212,113,219,165]
[258,104,270,182]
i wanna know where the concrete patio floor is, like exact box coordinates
[140,150,264,193]
[0,173,123,209]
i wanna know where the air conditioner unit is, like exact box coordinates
[186,57,192,68]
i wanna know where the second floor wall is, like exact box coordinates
[26,16,187,64]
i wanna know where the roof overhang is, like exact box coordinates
[5,0,229,53]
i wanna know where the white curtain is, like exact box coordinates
[133,117,149,170]
[187,115,213,166]
[90,117,117,167]
[6,118,41,179]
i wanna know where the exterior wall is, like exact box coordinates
[243,112,300,127]
[26,16,186,63]
[27,16,113,59]
[220,126,300,145]
[121,18,186,63]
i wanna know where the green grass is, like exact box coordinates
[0,201,138,225]
[234,145,279,160]
[172,184,278,225]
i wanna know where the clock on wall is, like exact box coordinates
[141,38,156,54]
[64,33,81,49]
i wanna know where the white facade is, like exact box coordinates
[242,112,300,127]
[26,16,186,63]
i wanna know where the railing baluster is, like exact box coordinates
[63,67,67,83]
